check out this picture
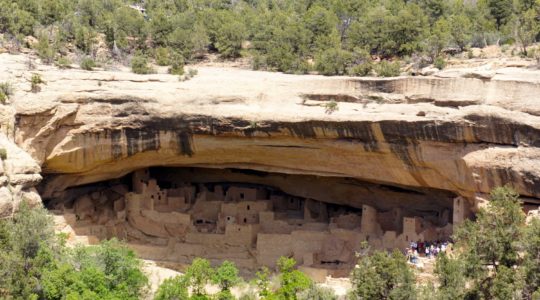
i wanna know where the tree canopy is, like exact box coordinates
[0,0,537,75]
[431,186,540,299]
[0,203,148,299]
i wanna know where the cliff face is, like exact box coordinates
[0,133,42,217]
[2,53,540,211]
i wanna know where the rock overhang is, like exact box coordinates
[1,53,539,210]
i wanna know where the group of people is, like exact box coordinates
[406,240,451,264]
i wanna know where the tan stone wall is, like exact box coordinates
[360,205,382,237]
[225,187,260,202]
[290,230,328,264]
[225,224,260,246]
[377,208,402,232]
[453,196,471,225]
[191,198,222,222]
[332,213,361,230]
[57,167,463,278]
[256,233,294,267]
[185,232,226,245]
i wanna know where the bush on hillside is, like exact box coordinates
[35,34,55,64]
[186,258,214,297]
[154,275,189,300]
[30,73,44,93]
[430,186,540,299]
[350,246,417,299]
[0,82,14,97]
[80,57,96,71]
[375,61,401,77]
[434,56,447,70]
[298,284,337,300]
[0,0,537,75]
[349,62,374,76]
[131,54,155,75]
[168,53,185,76]
[315,48,353,76]
[0,203,148,299]
[42,239,148,299]
[275,257,312,299]
[155,47,171,66]
[56,57,71,69]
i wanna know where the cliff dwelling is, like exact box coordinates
[44,166,466,279]
[2,47,540,287]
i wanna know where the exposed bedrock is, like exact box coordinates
[3,53,539,274]
[2,52,539,209]
[33,112,540,207]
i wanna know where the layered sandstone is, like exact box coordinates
[0,53,539,210]
[0,133,42,216]
[1,51,540,275]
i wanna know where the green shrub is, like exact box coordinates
[375,61,401,77]
[212,261,240,293]
[0,202,57,299]
[434,56,447,70]
[80,57,95,71]
[216,290,235,300]
[253,266,272,298]
[0,82,14,97]
[251,54,267,70]
[30,74,44,93]
[35,34,54,64]
[168,54,185,76]
[56,57,71,69]
[275,257,312,299]
[155,47,171,66]
[186,258,214,297]
[214,17,247,59]
[349,62,373,76]
[433,253,466,299]
[324,100,339,114]
[42,239,148,300]
[351,249,417,299]
[447,186,526,299]
[524,218,540,299]
[315,48,353,76]
[179,68,198,81]
[188,68,198,77]
[298,284,337,300]
[131,54,155,74]
[190,295,211,300]
[0,82,12,104]
[154,275,188,300]
[0,148,6,160]
[238,289,258,300]
[74,25,97,55]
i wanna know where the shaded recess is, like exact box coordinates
[43,166,462,277]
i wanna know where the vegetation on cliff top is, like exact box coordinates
[0,0,538,76]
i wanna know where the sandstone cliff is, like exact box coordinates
[0,132,42,216]
[1,53,540,211]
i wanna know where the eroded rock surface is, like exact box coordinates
[0,53,537,207]
[0,133,42,217]
[1,52,540,272]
